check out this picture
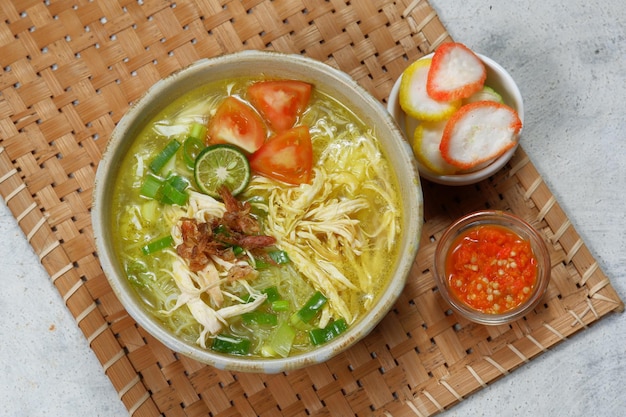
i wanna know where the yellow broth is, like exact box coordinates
[111,77,403,357]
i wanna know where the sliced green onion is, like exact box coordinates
[241,312,278,326]
[149,139,181,174]
[189,122,208,141]
[309,318,348,345]
[295,291,327,323]
[183,137,205,169]
[211,334,251,355]
[260,345,277,357]
[159,175,189,206]
[271,300,290,312]
[232,245,244,256]
[268,250,290,265]
[141,235,174,255]
[140,174,164,199]
[255,250,290,269]
[140,200,159,223]
[213,224,228,235]
[160,181,188,206]
[166,174,189,192]
[140,174,189,205]
[268,322,296,358]
[254,258,270,269]
[262,286,281,303]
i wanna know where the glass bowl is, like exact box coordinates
[433,210,551,325]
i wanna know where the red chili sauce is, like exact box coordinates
[445,224,538,314]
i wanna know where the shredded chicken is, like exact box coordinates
[162,188,273,343]
[247,130,400,324]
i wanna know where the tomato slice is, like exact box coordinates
[207,96,267,153]
[249,125,313,185]
[248,80,312,133]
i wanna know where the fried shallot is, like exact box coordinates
[176,186,276,272]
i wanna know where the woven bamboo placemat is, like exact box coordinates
[1,0,623,415]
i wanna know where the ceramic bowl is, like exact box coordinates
[92,50,423,373]
[433,210,550,325]
[387,52,524,186]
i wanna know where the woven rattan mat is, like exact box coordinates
[1,1,623,416]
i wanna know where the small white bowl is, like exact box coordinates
[387,52,524,186]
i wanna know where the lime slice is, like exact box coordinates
[194,144,251,198]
